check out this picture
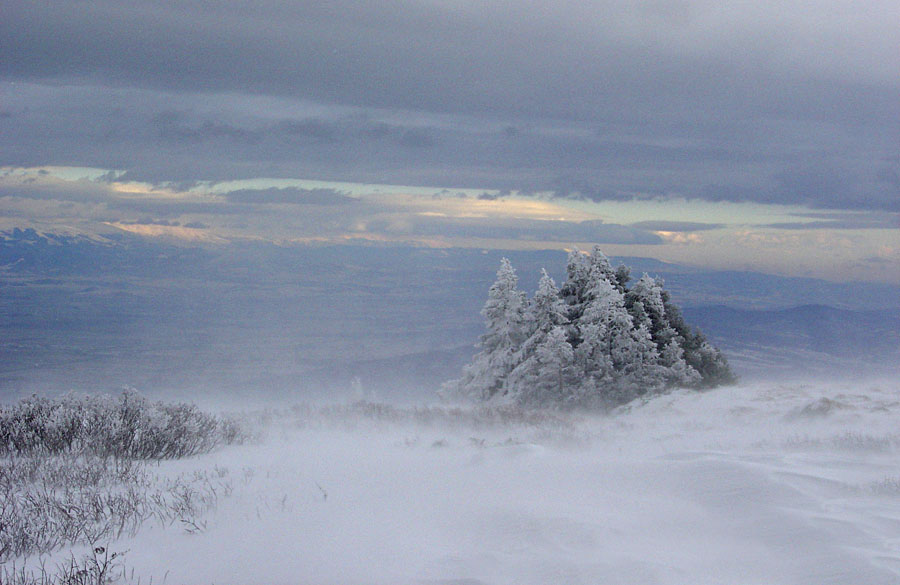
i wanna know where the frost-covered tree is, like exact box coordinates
[626,274,700,387]
[560,246,629,345]
[559,247,592,326]
[519,269,568,355]
[576,269,664,405]
[508,271,572,403]
[660,293,735,388]
[588,245,619,290]
[510,326,577,407]
[448,250,735,408]
[614,264,632,292]
[573,272,619,388]
[683,338,735,388]
[449,258,527,400]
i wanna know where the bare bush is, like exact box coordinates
[0,454,232,562]
[0,546,127,585]
[0,391,248,569]
[0,390,253,459]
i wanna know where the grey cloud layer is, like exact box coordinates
[365,216,663,245]
[0,174,664,245]
[5,1,895,113]
[2,1,897,211]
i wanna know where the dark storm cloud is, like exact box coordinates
[3,2,895,118]
[151,111,437,149]
[153,112,261,144]
[2,1,897,212]
[0,84,447,186]
[547,178,642,203]
[697,158,900,212]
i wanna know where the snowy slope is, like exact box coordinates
[80,379,900,584]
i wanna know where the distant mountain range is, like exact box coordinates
[682,304,900,381]
[2,228,897,401]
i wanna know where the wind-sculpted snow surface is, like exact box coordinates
[13,379,888,585]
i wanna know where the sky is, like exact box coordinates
[1,1,898,283]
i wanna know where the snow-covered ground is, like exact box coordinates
[55,380,900,584]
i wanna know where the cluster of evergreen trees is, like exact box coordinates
[447,246,735,408]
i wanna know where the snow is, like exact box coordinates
[66,380,900,583]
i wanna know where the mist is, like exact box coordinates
[157,381,900,585]
[3,232,900,583]
[2,236,897,406]
[9,379,899,584]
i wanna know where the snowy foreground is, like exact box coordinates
[26,381,900,584]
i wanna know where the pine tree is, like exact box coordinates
[508,271,571,403]
[573,266,665,404]
[560,246,627,345]
[626,274,700,387]
[574,271,619,391]
[661,293,735,388]
[511,326,577,407]
[519,269,568,355]
[448,249,735,408]
[588,245,619,290]
[559,247,592,326]
[451,258,527,400]
[684,337,736,388]
[614,264,632,292]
